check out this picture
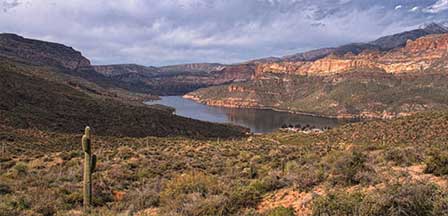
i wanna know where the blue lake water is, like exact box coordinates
[145,96,343,133]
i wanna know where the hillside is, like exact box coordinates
[2,108,448,215]
[0,33,91,70]
[186,30,448,119]
[0,60,245,139]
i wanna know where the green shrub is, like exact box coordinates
[324,151,375,186]
[284,162,324,191]
[425,150,448,176]
[12,162,28,176]
[312,190,364,216]
[361,183,443,216]
[384,147,422,166]
[160,172,229,216]
[312,183,448,216]
[266,206,295,216]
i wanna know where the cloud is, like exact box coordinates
[425,0,448,13]
[0,0,20,12]
[0,0,447,66]
[410,6,420,12]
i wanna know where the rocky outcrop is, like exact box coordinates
[281,22,448,62]
[0,33,90,69]
[187,31,448,119]
[255,33,448,77]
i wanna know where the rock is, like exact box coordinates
[0,33,90,69]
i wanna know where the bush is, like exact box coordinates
[230,174,285,212]
[425,150,448,176]
[324,151,375,186]
[12,162,28,176]
[266,206,295,216]
[284,162,324,191]
[361,183,444,216]
[312,183,448,216]
[312,191,364,216]
[384,147,422,166]
[159,172,229,216]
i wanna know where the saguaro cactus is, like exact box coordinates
[82,126,97,209]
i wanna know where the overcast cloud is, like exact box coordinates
[1,0,448,66]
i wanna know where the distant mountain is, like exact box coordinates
[92,63,255,95]
[370,22,448,50]
[159,63,225,74]
[86,23,448,96]
[282,22,448,62]
[92,64,159,77]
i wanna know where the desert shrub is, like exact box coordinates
[323,151,375,186]
[425,150,448,176]
[59,150,82,161]
[312,190,364,216]
[265,206,295,216]
[63,191,83,207]
[384,147,422,166]
[230,174,285,213]
[313,182,448,216]
[0,183,12,195]
[12,162,28,176]
[360,183,445,216]
[119,186,159,212]
[0,195,30,214]
[159,172,229,216]
[284,162,324,191]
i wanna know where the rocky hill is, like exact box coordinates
[282,22,448,62]
[186,29,448,119]
[0,34,247,138]
[0,59,246,138]
[0,33,91,69]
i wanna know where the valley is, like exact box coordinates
[2,20,448,216]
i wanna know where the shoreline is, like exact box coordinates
[182,94,412,120]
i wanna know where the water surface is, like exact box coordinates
[145,96,343,133]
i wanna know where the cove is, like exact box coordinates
[145,96,344,133]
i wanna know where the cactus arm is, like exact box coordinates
[91,154,97,173]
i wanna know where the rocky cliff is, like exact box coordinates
[0,33,91,69]
[186,31,448,119]
[255,33,448,77]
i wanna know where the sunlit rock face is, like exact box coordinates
[186,33,448,119]
[255,33,448,77]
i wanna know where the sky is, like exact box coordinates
[1,0,448,66]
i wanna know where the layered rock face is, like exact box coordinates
[186,32,448,119]
[0,33,90,69]
[255,33,448,77]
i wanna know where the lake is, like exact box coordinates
[145,96,344,133]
